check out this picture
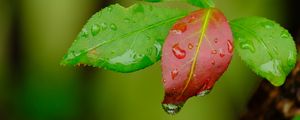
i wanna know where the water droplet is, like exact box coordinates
[162,79,166,83]
[211,50,217,54]
[109,50,137,65]
[68,51,76,59]
[91,24,100,36]
[227,40,233,53]
[240,41,255,53]
[154,41,162,57]
[188,16,196,23]
[260,59,282,77]
[219,50,225,57]
[197,90,211,97]
[171,69,179,80]
[107,6,112,12]
[110,24,117,31]
[288,52,295,67]
[162,103,184,115]
[280,30,290,39]
[171,22,187,35]
[188,43,194,49]
[211,60,215,65]
[220,53,225,58]
[146,47,153,56]
[124,18,131,23]
[214,39,218,43]
[262,21,274,29]
[172,44,186,59]
[193,74,196,77]
[100,23,108,30]
[80,28,88,38]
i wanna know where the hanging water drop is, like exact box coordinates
[171,69,179,80]
[110,24,117,31]
[227,40,233,53]
[287,52,295,67]
[91,24,100,36]
[162,103,184,115]
[172,44,186,59]
[171,22,187,35]
[154,41,162,57]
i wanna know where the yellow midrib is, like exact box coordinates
[180,8,212,96]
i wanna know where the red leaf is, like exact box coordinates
[161,8,234,114]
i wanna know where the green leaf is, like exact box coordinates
[143,0,215,8]
[61,3,196,73]
[230,17,297,86]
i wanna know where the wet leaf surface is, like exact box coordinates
[61,3,196,72]
[230,17,297,86]
[161,8,233,114]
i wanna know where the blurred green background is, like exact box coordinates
[0,0,298,120]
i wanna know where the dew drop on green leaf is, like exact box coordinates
[80,28,88,38]
[110,23,117,31]
[280,30,290,39]
[261,21,275,29]
[124,18,131,23]
[107,6,113,12]
[100,23,108,30]
[91,24,100,36]
[239,40,255,53]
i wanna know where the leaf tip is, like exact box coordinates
[268,76,286,87]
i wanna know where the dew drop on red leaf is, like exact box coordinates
[214,38,218,43]
[211,50,217,54]
[162,8,233,114]
[188,43,194,49]
[171,22,187,34]
[188,16,196,23]
[219,50,225,57]
[171,69,179,80]
[227,40,233,53]
[172,44,186,59]
[211,60,216,65]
